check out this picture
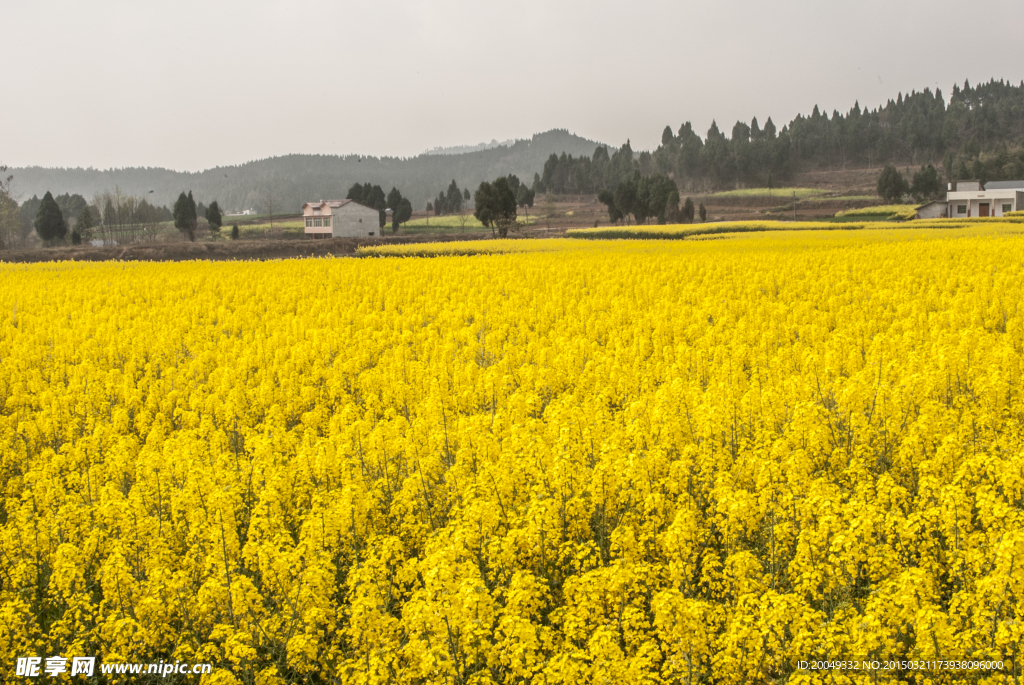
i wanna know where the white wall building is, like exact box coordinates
[945,180,1024,218]
[302,200,381,238]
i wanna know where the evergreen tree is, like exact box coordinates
[386,187,403,214]
[173,193,187,232]
[698,202,707,222]
[910,165,942,202]
[515,185,535,214]
[385,187,413,232]
[394,198,413,231]
[597,189,623,224]
[445,180,463,214]
[231,224,239,240]
[474,177,518,238]
[347,182,387,227]
[662,125,675,146]
[54,193,88,225]
[173,191,198,241]
[877,165,909,203]
[683,197,695,223]
[613,176,638,225]
[34,191,67,244]
[206,201,223,233]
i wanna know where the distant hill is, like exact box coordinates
[9,129,606,213]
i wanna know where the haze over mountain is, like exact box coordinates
[8,130,604,214]
[422,139,517,156]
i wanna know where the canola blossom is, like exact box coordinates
[1,228,1024,684]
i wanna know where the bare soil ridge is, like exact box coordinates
[0,234,485,264]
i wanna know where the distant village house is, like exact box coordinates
[302,200,379,238]
[917,180,1024,219]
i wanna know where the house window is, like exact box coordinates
[957,205,967,214]
[323,217,331,227]
[1003,204,1013,214]
[368,232,374,236]
[305,218,312,228]
[313,217,322,227]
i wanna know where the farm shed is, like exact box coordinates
[302,200,381,238]
[915,201,948,219]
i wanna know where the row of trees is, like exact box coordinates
[650,79,1024,190]
[386,187,413,231]
[537,79,1024,195]
[172,191,223,241]
[596,173,709,225]
[876,164,944,203]
[596,173,681,225]
[471,174,539,236]
[94,189,176,244]
[0,168,215,248]
[474,177,518,237]
[3,184,187,248]
[534,142,641,195]
[346,182,412,232]
[429,180,471,215]
[33,189,198,246]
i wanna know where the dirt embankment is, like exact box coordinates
[0,233,508,264]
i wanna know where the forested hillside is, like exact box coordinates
[11,80,1024,214]
[8,130,602,214]
[537,79,1024,194]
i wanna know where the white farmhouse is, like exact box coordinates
[942,180,1024,218]
[302,200,381,238]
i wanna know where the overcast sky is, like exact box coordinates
[3,0,1022,172]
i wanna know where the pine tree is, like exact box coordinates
[173,193,189,238]
[877,165,909,203]
[698,202,707,222]
[910,165,941,202]
[683,197,695,223]
[34,191,67,244]
[394,198,412,231]
[173,191,198,241]
[386,187,408,233]
[206,201,223,234]
[231,224,239,240]
[662,125,675,146]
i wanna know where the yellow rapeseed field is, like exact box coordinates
[1,227,1023,684]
